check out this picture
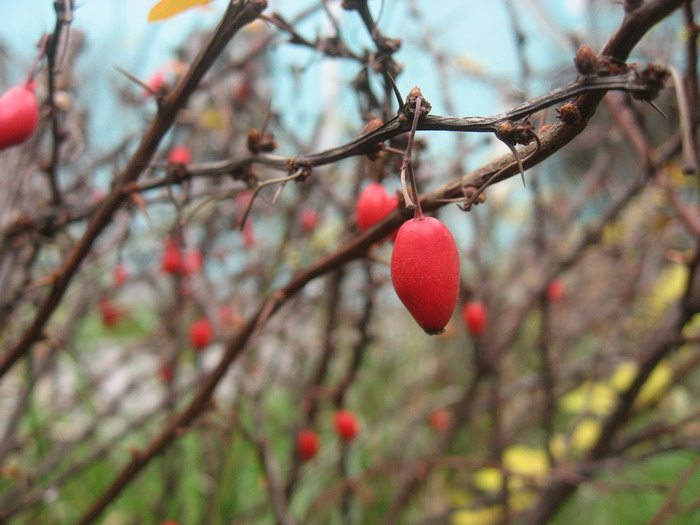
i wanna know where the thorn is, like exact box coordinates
[384,71,404,111]
[646,100,667,119]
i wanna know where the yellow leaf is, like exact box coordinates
[560,381,617,416]
[148,0,213,22]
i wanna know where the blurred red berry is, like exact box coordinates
[167,145,192,166]
[547,280,565,302]
[189,317,213,351]
[461,301,487,336]
[429,409,451,432]
[296,429,320,461]
[159,365,175,385]
[145,70,169,97]
[98,297,123,328]
[299,209,319,232]
[355,182,398,234]
[113,263,129,287]
[334,410,359,442]
[182,249,203,276]
[243,219,256,248]
[161,239,183,275]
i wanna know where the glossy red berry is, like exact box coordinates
[161,239,183,275]
[0,83,39,150]
[167,145,192,166]
[189,317,213,351]
[296,429,320,460]
[98,297,123,328]
[547,280,565,302]
[462,301,487,336]
[334,410,359,442]
[299,209,319,232]
[355,182,398,232]
[429,409,451,432]
[390,217,460,334]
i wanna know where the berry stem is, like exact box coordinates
[400,95,424,219]
[25,34,49,87]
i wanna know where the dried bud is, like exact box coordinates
[574,46,597,76]
[287,159,313,183]
[247,128,278,154]
[402,87,431,119]
[362,118,384,134]
[555,103,582,126]
[633,63,670,101]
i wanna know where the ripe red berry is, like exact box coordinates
[161,239,183,275]
[98,297,123,328]
[189,317,213,351]
[390,217,460,334]
[462,301,487,336]
[547,279,565,302]
[355,182,398,232]
[167,145,192,166]
[299,209,319,232]
[113,263,128,287]
[334,410,359,442]
[296,429,320,460]
[0,83,39,150]
[429,409,451,432]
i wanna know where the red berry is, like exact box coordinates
[462,301,487,336]
[429,409,451,432]
[113,263,128,287]
[145,71,169,97]
[160,521,180,525]
[390,217,460,334]
[161,239,183,275]
[189,317,213,351]
[243,219,256,248]
[355,183,398,232]
[98,297,123,328]
[296,429,320,461]
[547,280,565,302]
[167,145,192,166]
[299,209,319,232]
[334,410,359,442]
[182,249,203,276]
[0,84,39,150]
[159,365,175,384]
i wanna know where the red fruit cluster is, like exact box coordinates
[334,410,359,442]
[462,301,487,336]
[189,317,213,351]
[98,297,123,328]
[296,429,320,461]
[161,239,203,276]
[355,182,398,233]
[391,217,460,334]
[167,145,192,166]
[0,83,39,150]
